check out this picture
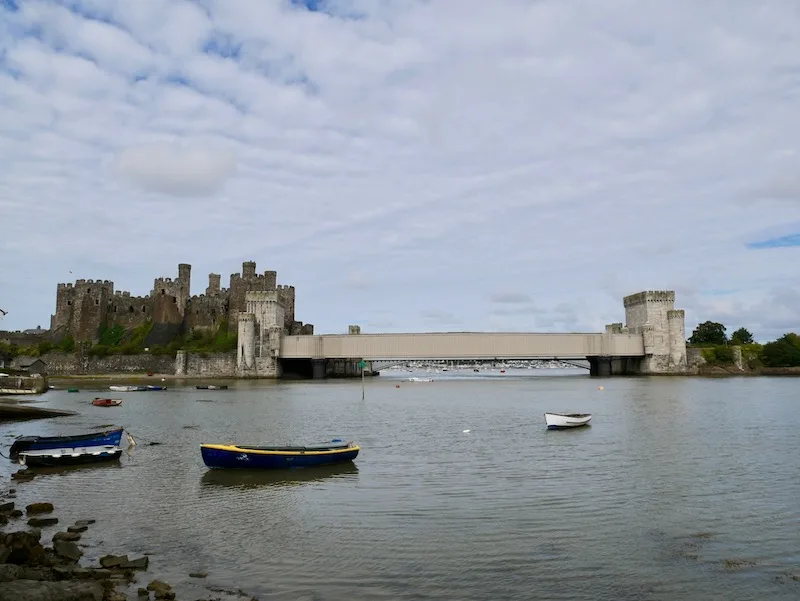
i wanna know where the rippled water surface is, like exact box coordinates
[2,370,799,600]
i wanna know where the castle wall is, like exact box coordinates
[186,293,229,330]
[109,293,153,330]
[12,352,175,376]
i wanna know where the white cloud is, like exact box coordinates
[1,0,800,342]
[111,142,237,197]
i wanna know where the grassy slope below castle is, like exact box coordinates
[0,320,237,360]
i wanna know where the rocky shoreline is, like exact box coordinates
[1,470,256,601]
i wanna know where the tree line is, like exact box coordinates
[688,321,800,368]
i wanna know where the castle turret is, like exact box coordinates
[237,313,256,373]
[206,273,221,297]
[242,261,256,279]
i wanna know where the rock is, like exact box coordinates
[99,554,128,568]
[137,588,149,598]
[0,580,103,601]
[189,571,208,578]
[2,530,47,565]
[11,471,34,481]
[147,579,172,593]
[0,564,21,582]
[0,514,7,526]
[88,569,113,580]
[10,509,23,518]
[52,565,92,580]
[107,592,126,601]
[119,556,149,570]
[53,531,82,542]
[53,540,83,563]
[154,592,176,601]
[8,489,16,494]
[18,566,55,581]
[73,520,96,527]
[28,517,58,528]
[26,502,54,515]
[0,501,14,512]
[67,525,88,533]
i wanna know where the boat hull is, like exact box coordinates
[92,399,122,407]
[544,412,592,430]
[201,443,360,469]
[19,445,123,467]
[9,427,124,460]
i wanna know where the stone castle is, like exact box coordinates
[50,261,314,344]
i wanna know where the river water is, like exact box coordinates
[1,369,799,600]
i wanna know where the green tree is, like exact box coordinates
[762,333,800,367]
[689,321,727,346]
[730,327,754,345]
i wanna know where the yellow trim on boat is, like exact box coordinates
[200,443,360,456]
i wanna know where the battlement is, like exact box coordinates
[245,290,279,302]
[114,291,132,298]
[623,290,675,307]
[276,285,295,291]
[57,283,74,290]
[155,277,174,284]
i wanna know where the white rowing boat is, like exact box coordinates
[544,412,592,430]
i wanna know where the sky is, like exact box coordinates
[1,0,800,342]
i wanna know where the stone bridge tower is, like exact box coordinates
[620,290,687,373]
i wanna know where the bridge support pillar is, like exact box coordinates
[589,356,613,377]
[311,359,326,379]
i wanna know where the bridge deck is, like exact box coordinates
[280,332,645,360]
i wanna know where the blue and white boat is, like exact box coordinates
[200,439,360,470]
[9,427,125,460]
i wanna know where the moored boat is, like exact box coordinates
[196,385,228,390]
[146,385,167,391]
[9,427,125,460]
[200,439,360,470]
[67,388,79,393]
[109,385,142,392]
[544,412,592,430]
[19,445,123,467]
[92,398,122,407]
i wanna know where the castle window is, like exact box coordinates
[161,289,165,295]
[95,299,99,305]
[142,306,146,313]
[87,288,91,293]
[67,300,72,306]
[129,306,134,313]
[172,297,176,303]
[113,306,117,313]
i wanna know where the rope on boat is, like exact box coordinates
[0,448,8,459]
[124,431,162,446]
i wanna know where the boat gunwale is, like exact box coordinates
[200,443,359,456]
[544,412,592,418]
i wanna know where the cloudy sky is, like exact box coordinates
[1,0,799,342]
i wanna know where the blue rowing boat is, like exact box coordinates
[9,427,125,460]
[200,439,360,469]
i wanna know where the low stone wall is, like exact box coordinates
[184,351,236,377]
[11,352,175,376]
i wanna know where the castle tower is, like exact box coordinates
[264,271,277,290]
[667,309,687,369]
[237,313,256,373]
[242,261,256,279]
[206,273,221,296]
[622,290,687,373]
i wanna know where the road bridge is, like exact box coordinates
[230,289,689,378]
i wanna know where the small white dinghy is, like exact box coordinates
[544,412,592,430]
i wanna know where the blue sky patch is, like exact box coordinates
[747,233,800,249]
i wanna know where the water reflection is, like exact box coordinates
[200,462,359,489]
[25,460,124,477]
